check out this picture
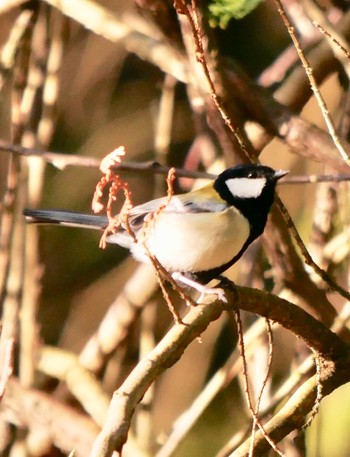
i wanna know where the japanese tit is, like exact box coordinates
[24,164,287,286]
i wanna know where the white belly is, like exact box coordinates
[130,207,250,273]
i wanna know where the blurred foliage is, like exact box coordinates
[208,0,263,27]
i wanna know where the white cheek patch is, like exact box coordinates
[226,177,267,199]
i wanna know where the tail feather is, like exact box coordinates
[23,209,108,230]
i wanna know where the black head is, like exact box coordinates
[214,164,287,237]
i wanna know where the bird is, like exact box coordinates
[23,164,287,294]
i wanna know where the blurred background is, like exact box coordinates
[0,1,350,456]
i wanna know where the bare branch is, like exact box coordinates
[273,0,350,167]
[42,0,188,83]
[4,138,350,183]
[0,0,27,15]
[89,286,347,456]
[234,310,283,456]
[38,345,111,427]
[0,378,99,457]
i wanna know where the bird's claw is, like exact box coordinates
[198,286,227,303]
[172,272,228,304]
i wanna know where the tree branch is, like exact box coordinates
[89,286,349,456]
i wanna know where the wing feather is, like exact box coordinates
[126,182,228,232]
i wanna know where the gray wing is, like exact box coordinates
[107,194,228,247]
[126,195,228,231]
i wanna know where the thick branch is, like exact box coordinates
[89,286,348,456]
[228,286,347,360]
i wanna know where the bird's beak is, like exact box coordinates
[274,170,289,180]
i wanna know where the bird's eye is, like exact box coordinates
[248,171,258,178]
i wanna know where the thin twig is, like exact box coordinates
[93,152,195,321]
[146,251,185,324]
[0,8,35,305]
[175,0,252,161]
[249,319,274,456]
[273,0,350,167]
[234,310,283,457]
[217,294,350,456]
[0,140,216,177]
[4,140,350,184]
[302,351,323,430]
[155,318,268,457]
[314,21,350,75]
[139,168,197,320]
[276,197,350,302]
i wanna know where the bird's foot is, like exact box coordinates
[171,272,227,304]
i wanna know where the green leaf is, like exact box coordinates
[208,0,262,28]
